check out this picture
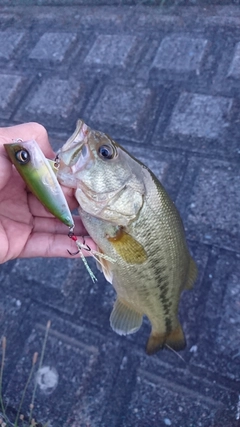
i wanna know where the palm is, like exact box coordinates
[0,167,33,263]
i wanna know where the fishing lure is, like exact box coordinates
[4,139,74,228]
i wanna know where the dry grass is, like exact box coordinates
[0,322,51,427]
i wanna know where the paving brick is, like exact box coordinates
[228,41,240,78]
[64,340,126,427]
[4,320,98,426]
[0,293,31,389]
[123,143,187,201]
[210,40,240,135]
[90,84,156,142]
[0,259,15,285]
[204,15,240,28]
[168,92,233,139]
[157,89,239,160]
[134,10,182,29]
[68,7,134,31]
[29,32,78,64]
[16,77,85,129]
[3,257,97,316]
[190,249,240,384]
[123,362,238,427]
[0,74,26,119]
[151,35,209,74]
[176,158,240,251]
[4,311,124,427]
[0,12,15,29]
[85,35,137,67]
[0,30,25,60]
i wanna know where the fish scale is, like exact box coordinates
[57,119,198,355]
[121,170,186,334]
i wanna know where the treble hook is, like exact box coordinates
[67,228,79,256]
[67,248,80,256]
[67,231,91,256]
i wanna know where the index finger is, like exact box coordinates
[0,122,55,159]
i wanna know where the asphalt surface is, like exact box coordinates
[0,3,240,427]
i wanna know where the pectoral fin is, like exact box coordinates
[107,228,147,264]
[110,298,142,335]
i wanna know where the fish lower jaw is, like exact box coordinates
[57,171,78,188]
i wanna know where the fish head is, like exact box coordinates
[57,120,145,224]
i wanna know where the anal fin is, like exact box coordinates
[110,298,142,336]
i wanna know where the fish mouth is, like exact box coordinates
[56,119,90,169]
[62,119,89,151]
[57,141,91,173]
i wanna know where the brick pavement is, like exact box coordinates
[0,4,240,427]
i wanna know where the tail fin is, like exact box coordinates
[146,332,166,355]
[165,323,186,351]
[146,323,186,355]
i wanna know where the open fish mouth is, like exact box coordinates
[56,119,90,170]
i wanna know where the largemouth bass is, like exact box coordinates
[56,120,198,355]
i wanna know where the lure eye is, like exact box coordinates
[15,149,30,165]
[98,144,115,160]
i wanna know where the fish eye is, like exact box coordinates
[15,149,30,165]
[98,144,115,160]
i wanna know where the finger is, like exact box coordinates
[28,192,79,218]
[0,150,13,190]
[20,233,97,258]
[33,216,88,236]
[0,122,54,159]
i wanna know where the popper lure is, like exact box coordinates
[4,139,74,228]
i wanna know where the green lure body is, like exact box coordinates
[4,140,74,228]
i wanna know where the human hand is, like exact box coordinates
[0,122,96,263]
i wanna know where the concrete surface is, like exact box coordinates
[0,3,240,427]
